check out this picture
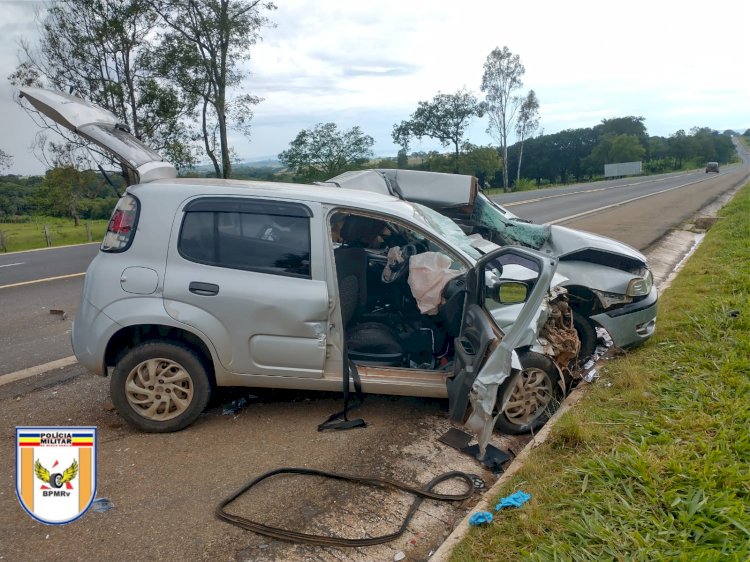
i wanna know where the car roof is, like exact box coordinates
[134,177,428,220]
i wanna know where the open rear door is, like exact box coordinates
[449,246,557,453]
[19,87,176,184]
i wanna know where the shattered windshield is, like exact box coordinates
[474,194,551,249]
[412,203,482,259]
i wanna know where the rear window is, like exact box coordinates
[178,199,312,279]
[101,194,139,253]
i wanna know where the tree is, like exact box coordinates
[279,122,374,181]
[587,134,645,172]
[35,167,105,225]
[514,89,540,183]
[458,143,501,187]
[668,129,691,168]
[0,149,12,172]
[596,117,648,150]
[391,88,484,172]
[397,148,408,168]
[10,0,196,175]
[481,46,525,191]
[150,0,276,179]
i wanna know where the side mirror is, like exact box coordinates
[496,280,529,304]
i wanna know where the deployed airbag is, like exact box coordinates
[407,252,463,315]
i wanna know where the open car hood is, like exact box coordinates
[548,224,647,263]
[19,87,176,184]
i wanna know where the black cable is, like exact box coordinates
[216,467,478,547]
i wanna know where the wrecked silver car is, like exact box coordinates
[21,87,569,451]
[321,169,658,358]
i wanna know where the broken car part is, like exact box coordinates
[216,467,476,547]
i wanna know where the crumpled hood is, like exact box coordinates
[547,225,647,264]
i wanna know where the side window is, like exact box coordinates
[179,200,312,279]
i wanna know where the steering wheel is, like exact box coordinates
[382,244,417,284]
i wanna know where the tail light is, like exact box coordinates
[101,194,140,252]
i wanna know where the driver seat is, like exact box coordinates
[334,246,404,366]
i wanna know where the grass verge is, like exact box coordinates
[451,182,750,561]
[0,217,108,253]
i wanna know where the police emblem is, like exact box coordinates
[16,426,97,524]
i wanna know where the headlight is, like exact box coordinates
[626,270,653,297]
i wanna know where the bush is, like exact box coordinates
[513,178,537,192]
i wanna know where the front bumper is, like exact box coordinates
[590,286,658,348]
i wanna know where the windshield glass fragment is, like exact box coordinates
[411,203,483,259]
[474,195,551,249]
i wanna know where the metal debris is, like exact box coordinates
[49,309,67,320]
[222,397,248,416]
[91,498,114,513]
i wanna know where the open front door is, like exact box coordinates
[449,246,558,453]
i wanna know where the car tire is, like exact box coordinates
[111,340,211,433]
[573,312,597,365]
[494,351,561,435]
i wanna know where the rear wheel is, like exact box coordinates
[111,341,211,432]
[495,351,562,435]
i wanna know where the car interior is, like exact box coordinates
[330,212,469,371]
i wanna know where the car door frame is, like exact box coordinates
[448,245,558,452]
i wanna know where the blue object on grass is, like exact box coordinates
[468,511,494,526]
[495,490,532,511]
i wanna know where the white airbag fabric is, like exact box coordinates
[407,252,462,315]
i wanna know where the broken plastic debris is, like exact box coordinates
[49,309,67,320]
[394,551,406,561]
[583,368,599,383]
[495,490,531,511]
[468,511,494,526]
[222,397,248,415]
[90,498,114,512]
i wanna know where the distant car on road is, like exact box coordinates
[705,162,720,173]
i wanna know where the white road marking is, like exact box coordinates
[0,356,78,387]
[503,172,699,208]
[0,241,100,255]
[0,262,25,268]
[0,272,86,290]
[548,177,709,225]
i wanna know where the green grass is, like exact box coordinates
[0,216,108,253]
[451,182,750,561]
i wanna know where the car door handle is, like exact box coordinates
[189,282,219,296]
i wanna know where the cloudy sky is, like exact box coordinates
[1,0,748,175]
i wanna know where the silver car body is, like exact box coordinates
[21,87,562,450]
[321,169,658,349]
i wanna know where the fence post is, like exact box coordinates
[85,222,92,242]
[44,225,52,247]
[0,229,6,253]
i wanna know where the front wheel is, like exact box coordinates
[573,312,597,366]
[494,351,562,435]
[110,341,211,433]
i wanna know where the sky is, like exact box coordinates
[1,0,748,175]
